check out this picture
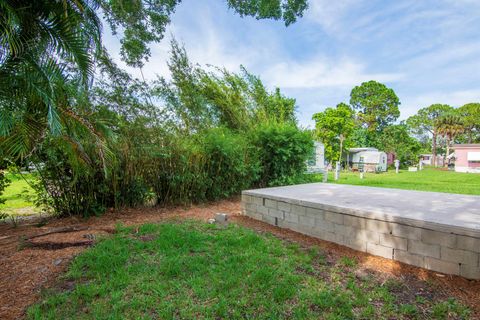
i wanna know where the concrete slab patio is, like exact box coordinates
[242,183,480,279]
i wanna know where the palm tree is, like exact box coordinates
[0,0,102,159]
[436,115,465,167]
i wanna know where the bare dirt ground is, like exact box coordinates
[0,198,479,320]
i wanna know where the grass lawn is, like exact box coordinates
[312,168,480,196]
[28,221,470,319]
[0,172,37,215]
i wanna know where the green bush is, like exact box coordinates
[252,123,314,187]
[149,128,260,205]
[0,171,10,220]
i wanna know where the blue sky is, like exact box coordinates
[104,0,480,128]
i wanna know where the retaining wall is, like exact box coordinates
[241,193,480,279]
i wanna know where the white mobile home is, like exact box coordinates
[347,148,387,172]
[419,154,444,167]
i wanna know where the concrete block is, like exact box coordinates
[365,219,392,234]
[264,198,277,209]
[421,229,456,248]
[215,213,228,223]
[278,201,291,213]
[408,240,440,259]
[380,234,407,250]
[325,211,344,225]
[291,204,307,216]
[319,230,343,244]
[251,196,263,206]
[292,224,313,235]
[440,247,479,266]
[262,215,276,225]
[459,264,480,280]
[241,194,252,203]
[306,207,324,218]
[278,220,296,230]
[268,208,284,219]
[394,249,424,268]
[366,242,393,259]
[257,205,269,215]
[334,224,355,236]
[344,215,366,228]
[456,235,480,253]
[351,229,380,244]
[298,215,315,226]
[314,219,335,233]
[344,237,367,252]
[245,202,257,212]
[392,224,421,240]
[248,211,263,220]
[424,257,460,275]
[284,212,299,224]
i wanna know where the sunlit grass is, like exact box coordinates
[28,221,470,319]
[311,168,480,196]
[0,172,37,215]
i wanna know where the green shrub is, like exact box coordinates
[252,123,313,187]
[0,171,10,220]
[149,128,260,205]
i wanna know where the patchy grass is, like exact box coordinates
[312,168,480,196]
[0,172,37,215]
[28,221,470,319]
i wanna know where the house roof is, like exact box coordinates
[348,147,378,153]
[452,144,480,149]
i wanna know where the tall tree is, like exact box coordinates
[1,0,309,158]
[312,103,355,163]
[0,0,102,159]
[436,115,464,166]
[349,80,400,132]
[406,104,454,166]
[377,124,421,165]
[457,103,480,143]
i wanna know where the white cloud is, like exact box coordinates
[262,56,404,89]
[400,89,480,119]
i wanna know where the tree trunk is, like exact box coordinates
[445,137,450,168]
[432,131,437,167]
[339,135,344,166]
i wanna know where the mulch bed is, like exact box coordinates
[0,198,479,319]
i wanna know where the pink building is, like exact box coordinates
[452,144,480,173]
[386,152,396,165]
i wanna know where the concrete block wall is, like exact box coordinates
[241,193,480,279]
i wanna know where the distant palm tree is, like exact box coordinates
[436,115,465,167]
[0,0,102,159]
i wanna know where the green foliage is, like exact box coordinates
[457,103,480,143]
[377,124,421,165]
[312,103,355,162]
[436,114,465,164]
[0,170,10,219]
[350,80,400,132]
[24,41,311,216]
[252,123,313,187]
[0,0,102,159]
[406,104,454,166]
[147,128,259,205]
[406,104,455,137]
[158,39,298,133]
